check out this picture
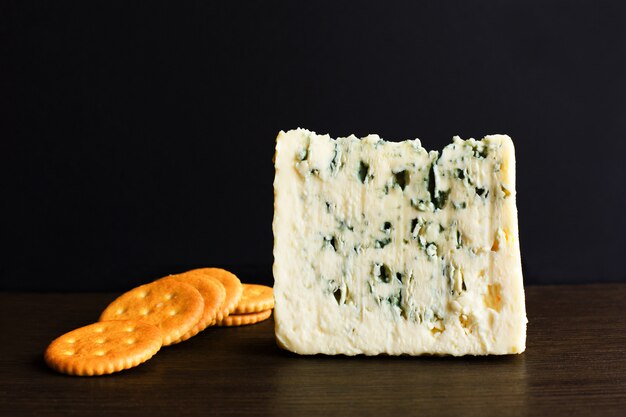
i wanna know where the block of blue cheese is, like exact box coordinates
[272,128,527,355]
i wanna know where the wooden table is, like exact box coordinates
[1,284,625,416]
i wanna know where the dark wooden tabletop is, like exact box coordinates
[1,284,625,417]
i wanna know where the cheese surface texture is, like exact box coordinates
[273,128,527,355]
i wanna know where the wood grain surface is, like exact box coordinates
[1,284,625,416]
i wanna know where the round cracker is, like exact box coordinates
[159,273,226,343]
[99,280,204,346]
[44,320,162,376]
[186,268,242,321]
[233,284,274,314]
[216,309,272,327]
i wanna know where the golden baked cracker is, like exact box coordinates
[99,280,204,346]
[159,272,226,343]
[44,320,162,376]
[216,309,272,327]
[233,284,274,314]
[186,268,242,321]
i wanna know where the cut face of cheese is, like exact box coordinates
[272,128,527,356]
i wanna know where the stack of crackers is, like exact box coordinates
[44,268,273,376]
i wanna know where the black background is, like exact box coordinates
[2,1,625,291]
